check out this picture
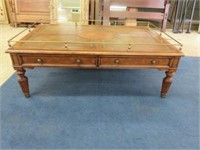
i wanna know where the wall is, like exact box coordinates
[0,0,8,23]
[59,0,80,8]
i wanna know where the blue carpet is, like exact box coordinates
[0,57,199,149]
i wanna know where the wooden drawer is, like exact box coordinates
[99,56,171,68]
[20,55,97,67]
[16,15,50,23]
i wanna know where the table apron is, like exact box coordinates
[10,54,180,70]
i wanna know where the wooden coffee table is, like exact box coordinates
[7,23,184,98]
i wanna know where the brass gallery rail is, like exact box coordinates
[8,21,183,51]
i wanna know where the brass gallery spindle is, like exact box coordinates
[128,44,131,51]
[8,41,11,47]
[65,43,68,48]
[179,46,183,51]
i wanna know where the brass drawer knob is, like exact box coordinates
[36,58,42,63]
[76,59,81,64]
[114,59,120,64]
[151,60,157,65]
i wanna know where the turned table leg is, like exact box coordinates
[161,70,176,98]
[16,68,30,98]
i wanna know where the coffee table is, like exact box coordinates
[7,23,184,98]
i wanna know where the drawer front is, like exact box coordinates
[20,55,97,67]
[100,57,171,68]
[16,15,50,23]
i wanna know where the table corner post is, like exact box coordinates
[15,68,30,98]
[160,69,176,98]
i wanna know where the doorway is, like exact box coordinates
[50,0,89,24]
[58,0,80,22]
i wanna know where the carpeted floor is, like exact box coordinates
[0,57,199,149]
